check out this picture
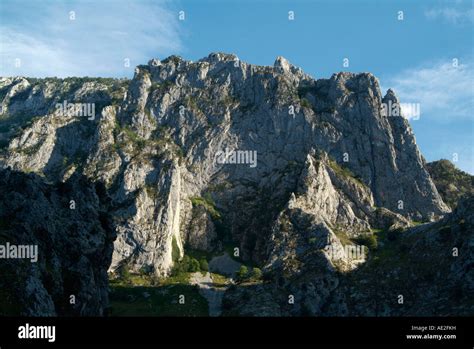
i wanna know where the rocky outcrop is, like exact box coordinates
[186,204,218,251]
[0,53,450,281]
[223,195,474,316]
[0,168,114,316]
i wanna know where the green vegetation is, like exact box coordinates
[109,82,128,105]
[149,82,161,94]
[184,248,214,263]
[220,94,238,107]
[148,80,174,93]
[163,55,182,65]
[109,274,208,316]
[161,272,191,285]
[122,126,146,150]
[237,265,249,280]
[342,221,461,315]
[236,265,263,283]
[171,237,180,263]
[174,145,185,161]
[333,226,380,251]
[278,214,292,234]
[109,245,215,316]
[252,267,262,280]
[26,77,129,108]
[411,221,424,226]
[300,98,312,109]
[332,227,354,246]
[426,159,473,209]
[113,122,147,152]
[113,121,183,162]
[297,85,315,99]
[327,158,366,187]
[353,234,378,251]
[207,181,232,193]
[184,95,200,111]
[199,259,209,272]
[26,76,127,86]
[144,184,158,199]
[210,273,229,287]
[190,193,221,220]
[172,254,207,275]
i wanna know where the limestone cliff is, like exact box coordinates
[1,53,463,317]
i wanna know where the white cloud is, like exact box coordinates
[425,7,474,24]
[0,0,183,77]
[385,59,474,121]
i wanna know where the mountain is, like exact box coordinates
[426,159,474,209]
[1,53,470,316]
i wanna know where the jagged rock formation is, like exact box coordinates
[0,168,114,315]
[3,53,467,317]
[0,53,450,282]
[223,196,474,316]
[427,159,474,209]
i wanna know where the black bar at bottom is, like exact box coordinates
[0,317,472,348]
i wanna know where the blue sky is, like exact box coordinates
[1,0,473,173]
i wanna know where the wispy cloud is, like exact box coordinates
[425,4,474,24]
[0,0,183,77]
[385,59,474,121]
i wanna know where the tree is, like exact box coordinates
[354,234,378,250]
[189,258,200,272]
[238,265,248,280]
[199,259,209,272]
[119,267,130,283]
[252,267,262,280]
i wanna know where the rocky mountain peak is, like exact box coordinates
[382,88,400,104]
[200,52,240,64]
[274,56,291,73]
[0,53,451,282]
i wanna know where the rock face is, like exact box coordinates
[0,53,452,295]
[0,169,114,315]
[224,196,474,316]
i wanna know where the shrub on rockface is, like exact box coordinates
[252,267,262,280]
[199,259,209,272]
[172,255,202,275]
[237,265,249,280]
[189,258,200,272]
[236,266,263,282]
[354,234,378,250]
